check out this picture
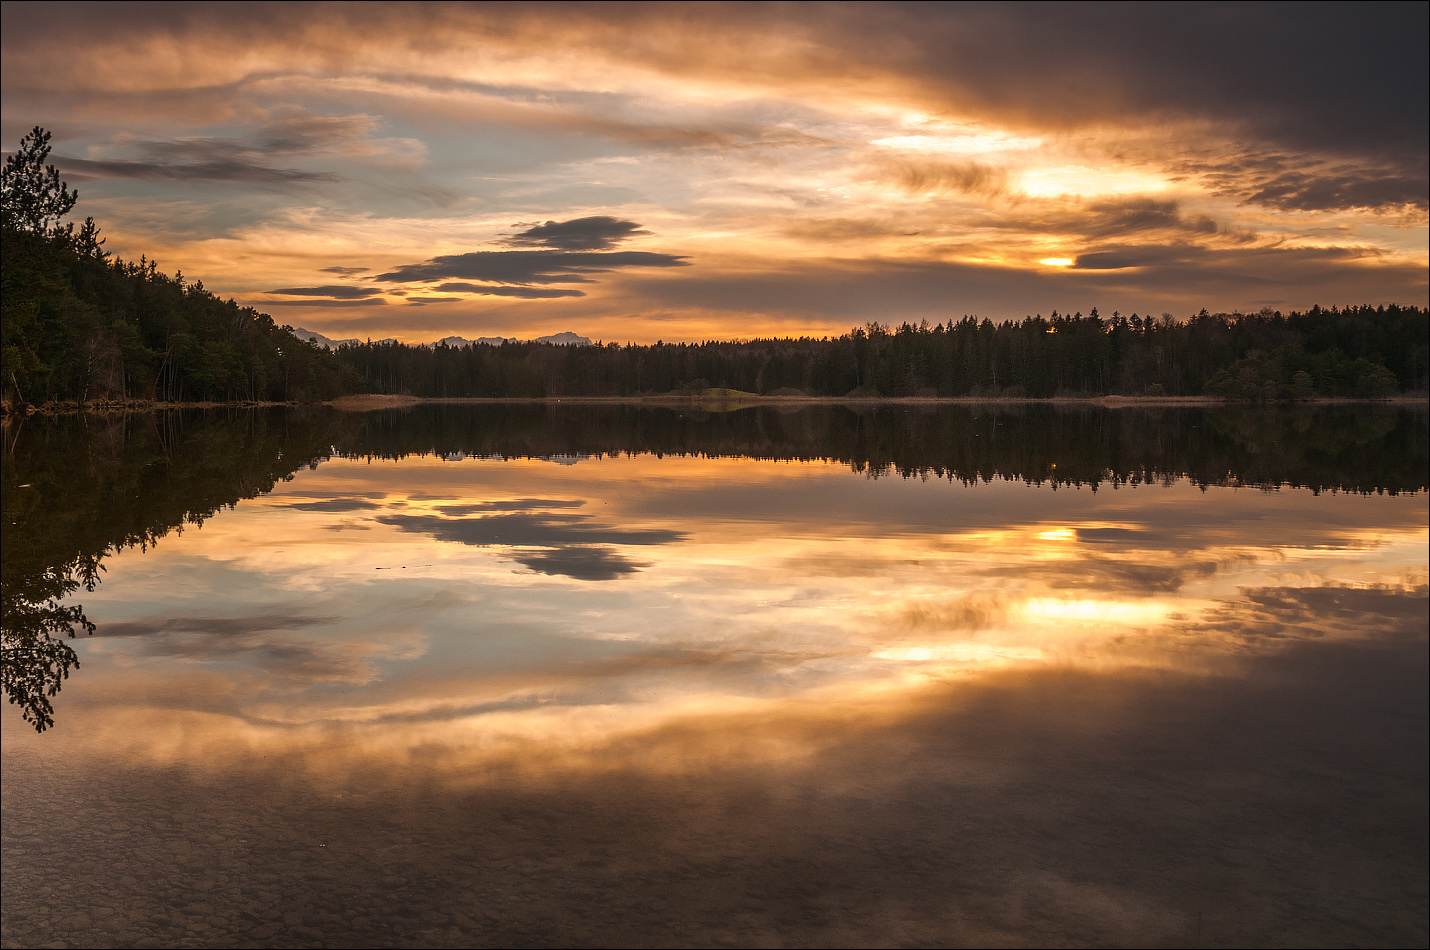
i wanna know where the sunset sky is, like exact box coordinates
[2,1,1425,343]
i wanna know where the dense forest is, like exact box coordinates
[2,127,1426,408]
[2,128,353,408]
[336,304,1426,400]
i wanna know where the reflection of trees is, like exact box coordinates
[1,560,96,731]
[340,403,1428,495]
[2,402,1423,729]
[1,410,347,731]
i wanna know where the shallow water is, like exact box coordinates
[3,405,1427,948]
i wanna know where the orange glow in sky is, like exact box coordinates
[1,4,1424,343]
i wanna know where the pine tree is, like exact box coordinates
[1,127,77,235]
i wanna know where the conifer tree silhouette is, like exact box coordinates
[1,126,77,235]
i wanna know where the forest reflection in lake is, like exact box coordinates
[2,404,1427,948]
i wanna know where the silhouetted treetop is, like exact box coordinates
[1,126,76,235]
[2,127,354,408]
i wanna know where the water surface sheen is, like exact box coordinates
[3,404,1427,948]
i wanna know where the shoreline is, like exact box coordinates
[0,398,302,418]
[344,392,1430,408]
[4,392,1426,417]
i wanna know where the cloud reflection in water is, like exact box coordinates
[2,453,1423,780]
[3,411,1425,948]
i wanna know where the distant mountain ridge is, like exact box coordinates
[294,328,593,350]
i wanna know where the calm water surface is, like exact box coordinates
[3,405,1426,948]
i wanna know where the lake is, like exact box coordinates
[2,403,1427,948]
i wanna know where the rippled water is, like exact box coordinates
[3,405,1426,948]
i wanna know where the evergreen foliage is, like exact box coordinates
[2,128,353,407]
[335,306,1426,400]
[3,128,1424,406]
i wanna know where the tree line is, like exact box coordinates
[2,128,353,408]
[3,126,1425,408]
[336,304,1425,400]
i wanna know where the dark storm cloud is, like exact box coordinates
[433,282,587,299]
[511,545,650,581]
[268,285,385,298]
[375,249,690,285]
[376,511,686,547]
[506,216,651,251]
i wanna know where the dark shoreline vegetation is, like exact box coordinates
[4,402,1426,730]
[2,129,351,410]
[1,410,341,729]
[3,128,1427,413]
